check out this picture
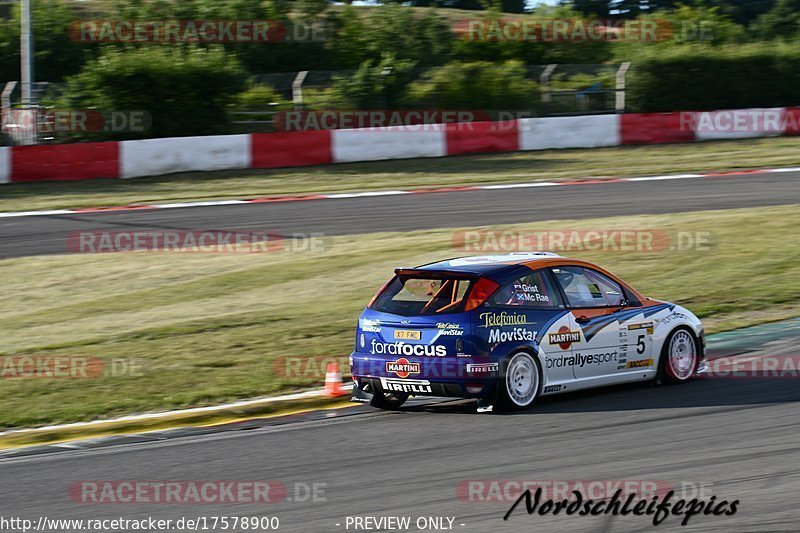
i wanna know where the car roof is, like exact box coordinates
[407,252,646,302]
[414,252,564,276]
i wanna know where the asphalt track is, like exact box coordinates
[1,322,800,533]
[2,172,800,532]
[2,172,800,259]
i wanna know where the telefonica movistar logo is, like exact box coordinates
[479,311,533,328]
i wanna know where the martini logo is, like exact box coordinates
[386,358,421,378]
[549,326,581,350]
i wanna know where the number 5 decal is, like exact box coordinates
[636,335,646,355]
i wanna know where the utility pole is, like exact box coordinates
[21,0,33,107]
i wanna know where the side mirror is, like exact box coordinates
[620,299,629,308]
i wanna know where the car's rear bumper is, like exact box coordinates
[354,376,494,397]
[350,352,499,400]
[350,352,498,380]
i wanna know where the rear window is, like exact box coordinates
[370,275,474,316]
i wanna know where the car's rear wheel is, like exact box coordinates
[658,328,698,384]
[498,351,541,411]
[370,390,409,410]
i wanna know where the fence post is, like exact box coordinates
[616,62,631,113]
[292,71,309,111]
[540,64,557,115]
[1,82,16,124]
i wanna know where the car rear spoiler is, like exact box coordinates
[394,268,480,279]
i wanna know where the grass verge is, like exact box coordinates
[2,204,799,429]
[0,396,352,451]
[3,137,800,212]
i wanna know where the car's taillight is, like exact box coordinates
[464,278,500,311]
[367,276,395,308]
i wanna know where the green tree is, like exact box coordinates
[303,54,417,110]
[625,42,800,112]
[57,46,246,139]
[326,5,454,69]
[405,60,540,110]
[751,0,800,40]
[0,0,92,84]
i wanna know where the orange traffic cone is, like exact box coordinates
[323,362,348,397]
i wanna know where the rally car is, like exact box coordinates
[350,252,708,412]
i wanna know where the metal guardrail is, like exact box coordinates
[230,109,278,132]
[2,81,51,145]
[544,90,620,116]
[2,64,628,143]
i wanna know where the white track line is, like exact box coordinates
[0,166,794,219]
[0,384,353,438]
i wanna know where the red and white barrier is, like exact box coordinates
[446,121,519,155]
[252,131,331,168]
[690,108,786,141]
[11,142,119,182]
[332,125,446,163]
[0,147,10,185]
[785,108,800,135]
[120,134,251,179]
[519,114,620,150]
[4,107,799,184]
[620,113,695,145]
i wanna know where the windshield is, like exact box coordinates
[370,275,474,316]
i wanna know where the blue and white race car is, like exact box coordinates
[350,252,708,412]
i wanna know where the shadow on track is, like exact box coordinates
[399,378,800,416]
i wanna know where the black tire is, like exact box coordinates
[370,390,409,410]
[498,351,542,411]
[657,327,699,384]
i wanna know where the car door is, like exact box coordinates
[550,266,626,381]
[484,268,574,385]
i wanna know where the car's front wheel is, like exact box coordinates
[498,351,541,411]
[658,328,699,384]
[370,390,409,410]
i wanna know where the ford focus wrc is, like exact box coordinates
[350,252,708,412]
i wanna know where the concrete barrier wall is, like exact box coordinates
[0,147,10,185]
[332,125,447,163]
[11,142,119,182]
[519,114,620,151]
[691,108,786,141]
[620,112,696,145]
[120,134,251,179]
[446,121,519,155]
[4,107,797,184]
